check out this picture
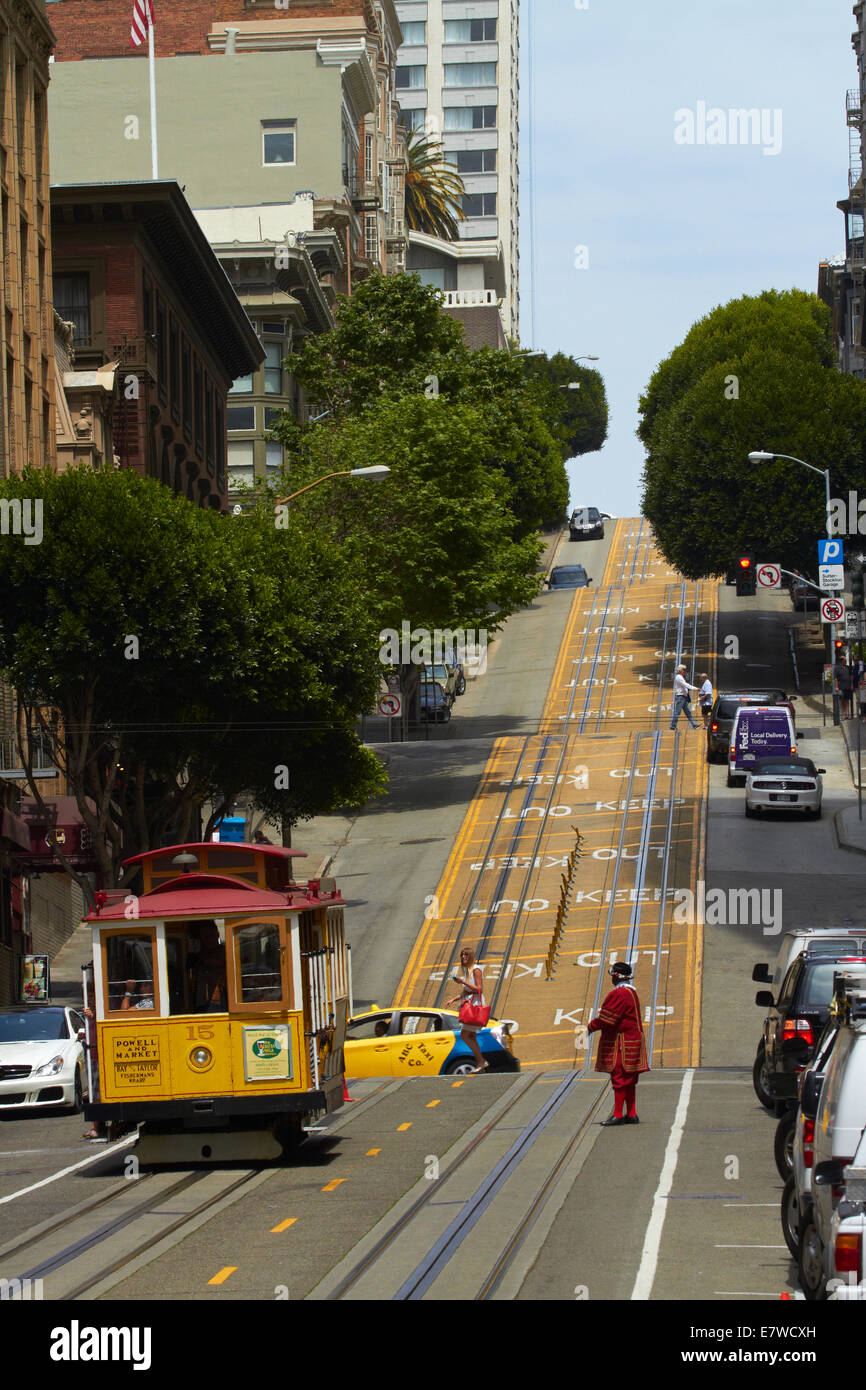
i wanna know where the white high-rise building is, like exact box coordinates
[395,1,519,340]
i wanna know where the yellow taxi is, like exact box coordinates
[344,1005,520,1079]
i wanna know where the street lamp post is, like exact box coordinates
[748,449,837,720]
[274,465,390,507]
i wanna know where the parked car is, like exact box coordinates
[419,681,452,723]
[569,507,605,541]
[745,755,825,820]
[798,984,866,1299]
[789,575,821,611]
[706,689,796,762]
[780,980,860,1258]
[727,704,796,786]
[753,928,866,1003]
[547,565,593,590]
[0,1004,88,1112]
[344,1006,520,1078]
[422,662,458,704]
[753,946,866,1112]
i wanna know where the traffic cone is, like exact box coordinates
[343,1076,355,1102]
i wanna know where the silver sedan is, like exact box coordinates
[745,756,825,820]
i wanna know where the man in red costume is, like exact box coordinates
[582,960,649,1126]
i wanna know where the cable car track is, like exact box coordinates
[319,1069,609,1301]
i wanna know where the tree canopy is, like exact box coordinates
[520,350,609,459]
[638,290,866,579]
[278,272,573,535]
[0,467,386,894]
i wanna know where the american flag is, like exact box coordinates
[130,0,154,48]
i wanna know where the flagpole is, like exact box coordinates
[148,17,158,178]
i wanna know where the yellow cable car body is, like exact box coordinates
[84,842,348,1160]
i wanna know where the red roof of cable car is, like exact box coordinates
[122,841,307,869]
[84,871,341,923]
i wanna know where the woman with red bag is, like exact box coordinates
[446,947,490,1073]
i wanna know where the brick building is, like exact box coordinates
[51,180,262,508]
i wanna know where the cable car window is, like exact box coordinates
[166,920,227,1015]
[105,932,155,1013]
[236,923,283,1003]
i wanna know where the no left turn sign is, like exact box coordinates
[378,694,402,717]
[756,563,781,589]
[821,596,845,624]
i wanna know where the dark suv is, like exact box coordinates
[753,942,866,1110]
[706,688,796,762]
[569,507,604,541]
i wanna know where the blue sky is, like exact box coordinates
[520,0,858,517]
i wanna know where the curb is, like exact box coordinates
[833,806,866,857]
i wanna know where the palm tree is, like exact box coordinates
[404,130,466,240]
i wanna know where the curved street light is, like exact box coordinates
[274,465,390,507]
[747,451,832,539]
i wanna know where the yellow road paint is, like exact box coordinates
[426,1099,442,1108]
[366,1148,381,1156]
[397,1122,412,1131]
[207,1267,237,1285]
[270,1219,298,1233]
[321,1179,345,1192]
[392,523,714,1071]
[451,1080,465,1088]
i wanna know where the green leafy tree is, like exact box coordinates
[521,351,608,459]
[276,275,570,535]
[639,295,866,579]
[404,130,466,240]
[0,467,386,895]
[277,395,542,635]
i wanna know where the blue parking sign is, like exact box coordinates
[818,538,844,565]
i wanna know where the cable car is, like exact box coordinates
[83,841,348,1162]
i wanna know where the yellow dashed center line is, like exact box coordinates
[397,1122,412,1131]
[322,1178,346,1192]
[207,1266,237,1285]
[270,1218,298,1233]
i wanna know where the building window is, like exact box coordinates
[462,193,497,217]
[215,400,225,491]
[205,378,214,464]
[444,19,497,42]
[396,65,426,89]
[143,271,153,335]
[229,371,253,395]
[156,294,167,400]
[262,120,296,165]
[398,108,425,132]
[53,271,90,344]
[364,213,379,263]
[444,64,497,87]
[451,149,497,174]
[266,441,283,479]
[260,320,285,337]
[193,359,203,453]
[181,336,191,437]
[264,407,283,430]
[227,405,255,431]
[365,132,374,183]
[264,342,283,395]
[444,106,497,131]
[400,20,426,43]
[169,316,179,419]
[227,440,255,491]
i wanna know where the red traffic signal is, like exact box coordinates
[735,552,756,595]
[738,556,752,569]
[834,638,845,652]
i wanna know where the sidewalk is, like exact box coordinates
[837,715,866,854]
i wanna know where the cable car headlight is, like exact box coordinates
[190,1047,213,1069]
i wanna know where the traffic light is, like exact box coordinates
[852,570,865,611]
[735,553,756,597]
[834,638,846,656]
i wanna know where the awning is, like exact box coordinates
[0,808,31,852]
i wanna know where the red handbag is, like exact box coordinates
[458,1000,490,1028]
